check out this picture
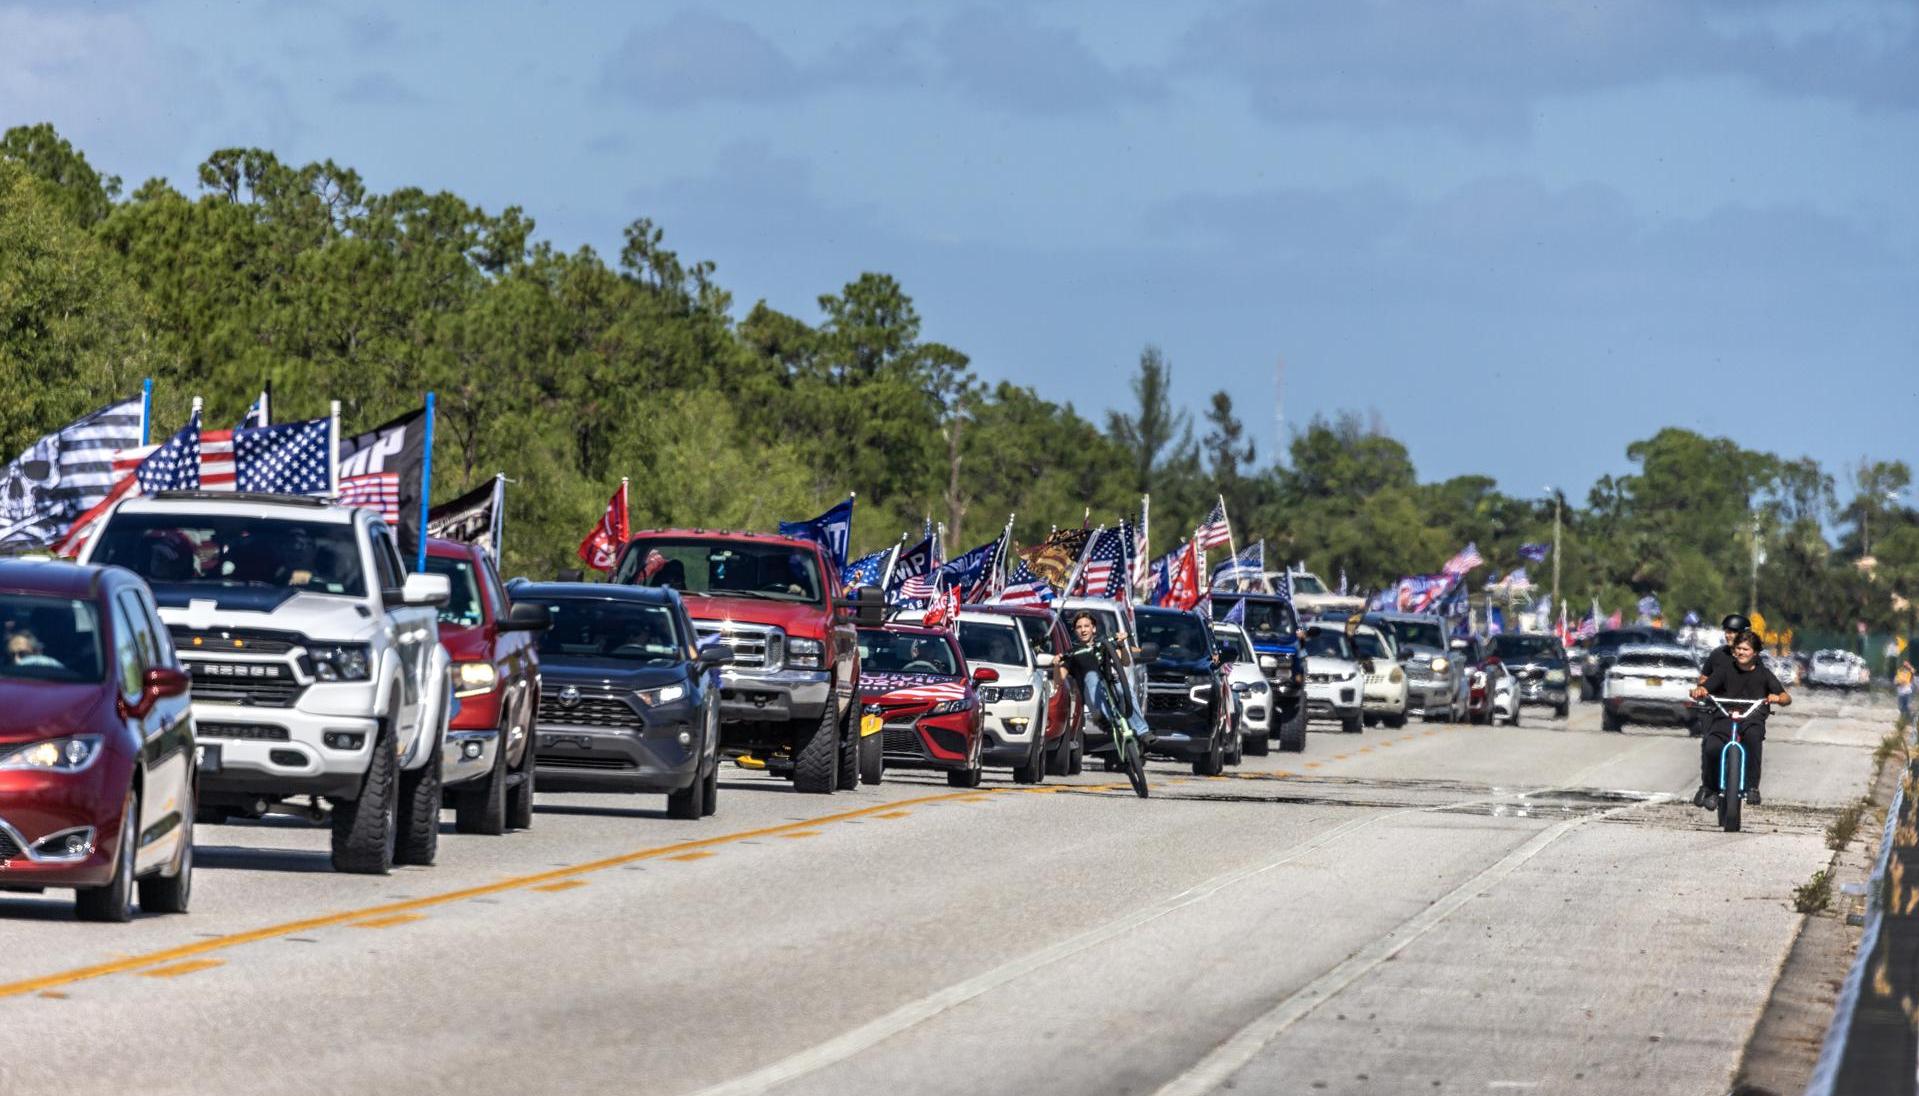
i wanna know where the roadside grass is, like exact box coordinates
[1793,869,1834,915]
[1873,727,1909,770]
[1827,799,1870,851]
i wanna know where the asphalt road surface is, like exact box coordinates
[0,690,1890,1096]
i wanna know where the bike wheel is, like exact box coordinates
[1123,735,1149,799]
[1719,745,1742,833]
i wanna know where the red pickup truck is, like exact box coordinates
[611,530,882,794]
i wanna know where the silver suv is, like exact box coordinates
[81,492,453,874]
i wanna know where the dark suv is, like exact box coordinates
[1134,606,1233,776]
[1210,594,1305,741]
[1580,627,1676,702]
[1490,633,1571,718]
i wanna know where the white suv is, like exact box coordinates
[81,492,453,874]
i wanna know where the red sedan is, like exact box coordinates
[855,625,989,788]
[0,560,195,921]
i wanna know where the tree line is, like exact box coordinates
[1,124,1909,635]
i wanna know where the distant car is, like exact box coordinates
[513,582,731,819]
[1762,652,1800,688]
[424,538,549,835]
[855,624,987,787]
[1135,606,1234,775]
[976,604,1082,776]
[1274,568,1365,618]
[1489,633,1571,719]
[1807,649,1868,690]
[1352,623,1409,729]
[950,610,1054,784]
[1212,622,1275,756]
[1301,625,1364,733]
[1580,627,1678,701]
[1601,644,1699,732]
[1210,594,1306,743]
[0,560,195,921]
[1490,668,1521,726]
[1364,612,1467,722]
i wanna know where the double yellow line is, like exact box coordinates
[0,789,997,1000]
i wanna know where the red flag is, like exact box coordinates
[1166,541,1201,610]
[578,481,629,572]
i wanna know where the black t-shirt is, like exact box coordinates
[1700,644,1735,680]
[1703,660,1784,704]
[1065,641,1104,680]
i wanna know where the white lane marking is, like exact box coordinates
[685,813,1386,1096]
[1152,798,1653,1096]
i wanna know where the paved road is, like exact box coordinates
[0,691,1890,1096]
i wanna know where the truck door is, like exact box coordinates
[369,524,429,735]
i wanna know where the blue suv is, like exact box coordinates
[1211,593,1306,746]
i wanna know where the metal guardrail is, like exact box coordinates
[1805,742,1918,1096]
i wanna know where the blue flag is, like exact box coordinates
[1222,598,1247,626]
[841,547,887,590]
[1518,542,1550,563]
[1209,540,1264,589]
[779,497,854,573]
[934,537,1002,602]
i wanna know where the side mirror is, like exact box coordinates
[1034,652,1056,669]
[498,602,551,633]
[1136,642,1160,664]
[397,573,451,608]
[851,585,886,627]
[972,665,1000,684]
[698,644,734,668]
[124,666,189,718]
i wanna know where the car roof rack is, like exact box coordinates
[147,490,334,507]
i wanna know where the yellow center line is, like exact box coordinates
[667,851,717,861]
[872,810,913,819]
[136,959,224,979]
[531,880,588,892]
[0,788,1000,1000]
[779,832,823,840]
[351,913,425,928]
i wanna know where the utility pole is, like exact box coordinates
[1749,510,1760,619]
[1549,488,1562,624]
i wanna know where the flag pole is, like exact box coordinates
[327,401,342,500]
[1138,494,1152,598]
[416,391,435,572]
[1063,525,1102,597]
[1218,494,1242,594]
[262,378,273,428]
[140,378,153,446]
[490,472,506,560]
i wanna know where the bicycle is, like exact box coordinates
[1106,675,1150,800]
[1700,695,1766,833]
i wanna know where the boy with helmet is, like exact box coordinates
[1691,614,1749,737]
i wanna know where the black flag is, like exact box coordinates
[427,475,505,558]
[336,408,426,559]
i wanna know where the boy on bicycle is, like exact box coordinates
[1066,611,1154,747]
[1690,629,1790,808]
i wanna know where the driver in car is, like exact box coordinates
[273,527,320,588]
[6,629,62,669]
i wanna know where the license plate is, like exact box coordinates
[860,713,884,738]
[196,743,223,773]
[1646,677,1663,688]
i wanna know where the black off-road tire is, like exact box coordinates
[395,751,442,867]
[859,731,884,785]
[137,807,192,915]
[793,701,839,795]
[1554,701,1570,720]
[1279,706,1308,752]
[332,721,399,875]
[1046,730,1072,776]
[1066,729,1085,776]
[701,760,719,816]
[836,706,859,791]
[77,798,138,923]
[1192,734,1225,776]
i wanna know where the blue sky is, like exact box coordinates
[3,0,1916,504]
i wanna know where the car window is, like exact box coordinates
[370,525,404,590]
[958,621,1026,667]
[1491,635,1564,660]
[424,555,486,628]
[116,590,162,672]
[618,538,824,604]
[109,597,145,702]
[1137,613,1212,660]
[1379,619,1443,650]
[1212,629,1246,663]
[0,594,106,683]
[1353,629,1393,660]
[1216,598,1297,638]
[94,512,367,597]
[858,629,961,675]
[1290,573,1327,595]
[526,598,684,663]
[477,552,508,617]
[1304,630,1354,660]
[1008,614,1058,655]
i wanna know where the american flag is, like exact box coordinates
[1441,542,1484,576]
[995,560,1055,607]
[1072,527,1126,598]
[135,410,204,493]
[236,417,333,495]
[1196,497,1232,550]
[0,394,144,551]
[842,547,888,590]
[339,473,401,522]
[1273,564,1293,603]
[1129,504,1150,588]
[236,390,270,430]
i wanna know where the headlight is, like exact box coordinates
[306,643,372,682]
[1429,657,1449,674]
[453,661,498,697]
[1258,655,1278,671]
[927,698,973,716]
[636,683,688,706]
[1389,668,1404,684]
[981,684,1032,703]
[1337,669,1357,682]
[1249,681,1270,695]
[0,735,102,773]
[1546,669,1567,684]
[787,637,824,669]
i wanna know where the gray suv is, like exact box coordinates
[1362,612,1467,722]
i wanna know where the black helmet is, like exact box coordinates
[1721,613,1750,632]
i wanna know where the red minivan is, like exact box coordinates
[424,539,547,834]
[0,560,195,921]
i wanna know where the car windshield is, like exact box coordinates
[94,513,365,597]
[1072,607,1121,639]
[1347,630,1389,660]
[1138,612,1211,660]
[525,598,683,663]
[1491,635,1564,661]
[1007,613,1058,655]
[423,555,485,628]
[1304,630,1354,660]
[618,538,824,603]
[1595,628,1675,649]
[1291,573,1327,595]
[1379,618,1444,651]
[0,594,104,683]
[858,629,960,676]
[957,620,1025,667]
[1619,652,1696,670]
[1217,598,1297,639]
[1212,628,1248,663]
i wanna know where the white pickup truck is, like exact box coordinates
[80,492,453,874]
[1600,644,1699,732]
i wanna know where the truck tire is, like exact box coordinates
[793,701,839,795]
[1066,728,1085,776]
[1192,734,1225,776]
[836,705,859,791]
[138,807,192,915]
[1279,704,1308,752]
[507,749,536,831]
[332,720,399,875]
[395,751,442,867]
[455,732,509,836]
[859,731,884,785]
[76,796,138,923]
[1244,731,1270,756]
[667,761,707,820]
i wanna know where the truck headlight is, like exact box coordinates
[1428,657,1448,674]
[453,661,498,697]
[1258,655,1278,671]
[636,683,688,706]
[787,637,824,669]
[0,735,101,772]
[306,644,372,682]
